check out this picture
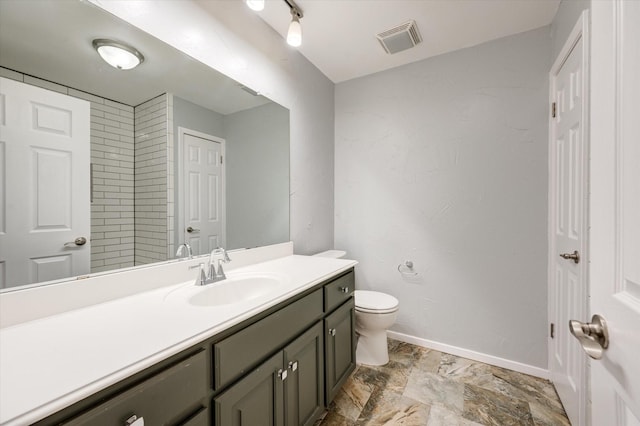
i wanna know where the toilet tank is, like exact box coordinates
[312,250,346,259]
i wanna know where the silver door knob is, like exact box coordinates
[559,250,580,264]
[64,237,87,247]
[569,314,609,360]
[186,226,200,233]
[329,328,336,336]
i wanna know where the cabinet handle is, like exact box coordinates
[124,415,144,426]
[329,328,336,336]
[277,368,288,381]
[339,286,349,293]
[288,361,298,372]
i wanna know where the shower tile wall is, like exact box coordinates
[134,94,169,265]
[85,95,135,272]
[0,67,136,273]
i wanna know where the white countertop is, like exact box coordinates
[0,254,356,425]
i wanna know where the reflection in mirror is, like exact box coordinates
[0,0,290,290]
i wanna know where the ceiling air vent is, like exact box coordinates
[376,20,422,54]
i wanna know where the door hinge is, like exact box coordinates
[551,102,556,118]
[220,155,223,164]
[550,323,555,339]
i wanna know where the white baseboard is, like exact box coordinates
[387,330,550,380]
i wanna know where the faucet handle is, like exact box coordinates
[190,263,207,286]
[216,263,227,280]
[213,246,231,263]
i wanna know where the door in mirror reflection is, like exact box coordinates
[0,77,90,288]
[182,130,226,256]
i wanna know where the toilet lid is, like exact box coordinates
[354,290,399,313]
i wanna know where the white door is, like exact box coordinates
[548,12,588,426]
[180,129,225,256]
[0,77,90,288]
[587,1,640,424]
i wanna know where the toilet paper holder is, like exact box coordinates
[397,260,417,275]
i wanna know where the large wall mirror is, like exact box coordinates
[0,0,290,290]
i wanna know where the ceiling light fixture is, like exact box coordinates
[286,6,303,47]
[245,0,304,48]
[245,0,264,11]
[92,39,144,70]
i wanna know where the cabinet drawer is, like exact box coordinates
[214,288,323,390]
[324,272,354,313]
[64,351,207,425]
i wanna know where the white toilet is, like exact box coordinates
[313,250,400,366]
[354,290,399,366]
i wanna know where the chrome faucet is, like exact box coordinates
[193,247,231,286]
[208,247,231,283]
[176,243,193,260]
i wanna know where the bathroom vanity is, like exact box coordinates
[0,245,357,426]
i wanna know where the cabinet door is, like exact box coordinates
[283,322,324,426]
[214,351,285,426]
[324,299,356,404]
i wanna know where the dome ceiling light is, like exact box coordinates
[92,39,145,70]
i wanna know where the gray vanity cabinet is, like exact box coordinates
[324,298,356,403]
[214,321,324,426]
[37,268,355,426]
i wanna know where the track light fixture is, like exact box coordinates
[286,6,303,47]
[245,0,304,48]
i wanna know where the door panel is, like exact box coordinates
[214,352,284,426]
[284,322,324,426]
[181,131,224,256]
[548,13,588,425]
[0,77,90,288]
[590,1,640,423]
[324,300,356,404]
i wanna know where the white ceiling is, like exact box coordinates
[257,0,560,83]
[0,0,269,114]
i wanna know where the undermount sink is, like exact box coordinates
[188,273,285,307]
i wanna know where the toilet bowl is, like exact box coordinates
[312,250,399,366]
[354,290,399,366]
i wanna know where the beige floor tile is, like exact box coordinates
[320,339,570,426]
[358,388,430,425]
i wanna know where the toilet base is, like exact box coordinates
[356,330,389,366]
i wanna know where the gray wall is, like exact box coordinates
[550,0,589,60]
[335,27,551,368]
[225,103,290,249]
[173,95,225,141]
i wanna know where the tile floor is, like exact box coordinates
[317,339,570,426]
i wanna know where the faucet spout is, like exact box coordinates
[176,243,193,260]
[207,247,231,284]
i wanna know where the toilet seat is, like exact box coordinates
[354,290,399,314]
